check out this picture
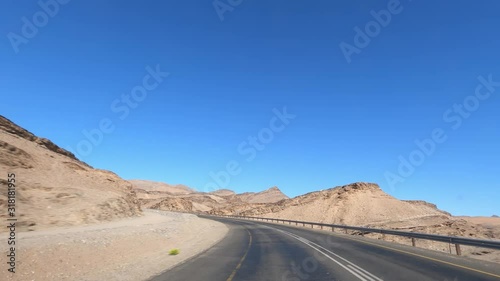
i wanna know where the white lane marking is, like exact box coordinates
[290,230,383,281]
[347,265,379,281]
[305,238,383,281]
[279,230,383,281]
[292,235,372,281]
[283,231,381,281]
[270,227,383,281]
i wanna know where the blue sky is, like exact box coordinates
[1,0,499,216]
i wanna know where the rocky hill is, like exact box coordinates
[235,186,289,204]
[0,115,142,232]
[135,181,455,229]
[233,182,451,226]
[209,189,236,196]
[129,179,195,195]
[205,183,448,224]
[133,183,289,214]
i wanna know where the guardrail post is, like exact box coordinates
[344,229,348,234]
[320,225,323,230]
[455,244,462,256]
[331,227,335,232]
[303,223,305,227]
[411,238,416,247]
[311,224,314,229]
[289,221,291,225]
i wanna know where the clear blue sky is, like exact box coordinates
[2,1,499,216]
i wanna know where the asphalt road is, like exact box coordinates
[149,217,500,281]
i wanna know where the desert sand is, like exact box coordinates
[1,210,227,281]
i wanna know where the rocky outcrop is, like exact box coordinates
[210,189,236,196]
[0,115,83,163]
[150,198,194,212]
[129,180,195,195]
[404,200,452,216]
[236,186,289,204]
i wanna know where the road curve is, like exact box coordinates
[149,217,500,281]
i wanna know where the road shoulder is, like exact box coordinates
[2,210,228,281]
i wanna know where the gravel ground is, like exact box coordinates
[1,210,228,281]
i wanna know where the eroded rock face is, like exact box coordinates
[150,198,194,212]
[0,115,142,232]
[0,140,33,169]
[0,115,82,163]
[236,186,289,204]
[345,182,379,190]
[209,189,236,196]
[129,180,195,195]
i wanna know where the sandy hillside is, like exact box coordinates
[129,179,195,195]
[137,192,234,213]
[0,115,141,231]
[210,189,236,196]
[457,216,500,229]
[453,216,500,248]
[2,210,228,281]
[140,181,453,230]
[236,186,289,204]
[132,180,289,213]
[211,183,450,225]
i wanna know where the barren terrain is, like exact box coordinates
[129,179,194,195]
[134,181,289,214]
[1,210,227,281]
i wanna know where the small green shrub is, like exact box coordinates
[169,248,180,255]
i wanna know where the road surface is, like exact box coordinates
[149,216,500,281]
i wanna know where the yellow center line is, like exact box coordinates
[335,234,500,279]
[226,228,253,281]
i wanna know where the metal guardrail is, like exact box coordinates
[206,214,500,255]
